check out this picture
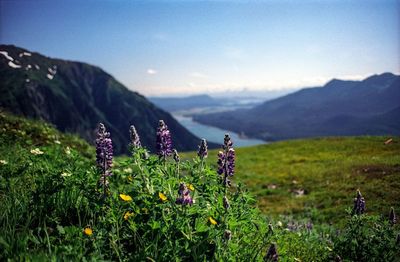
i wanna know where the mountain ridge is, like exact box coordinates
[0,44,210,154]
[193,73,400,141]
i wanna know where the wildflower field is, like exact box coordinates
[0,111,399,261]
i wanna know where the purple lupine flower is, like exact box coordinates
[96,123,113,177]
[129,125,141,148]
[173,149,180,163]
[197,138,208,159]
[156,120,172,159]
[217,151,225,175]
[264,243,279,262]
[96,123,113,193]
[176,183,193,206]
[389,207,396,225]
[223,195,230,210]
[352,190,366,215]
[217,134,235,187]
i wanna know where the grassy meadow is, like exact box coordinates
[182,136,400,225]
[0,111,399,261]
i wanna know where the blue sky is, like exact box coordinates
[1,0,399,95]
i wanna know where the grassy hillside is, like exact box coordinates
[182,136,400,225]
[1,112,399,261]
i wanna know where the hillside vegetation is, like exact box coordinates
[0,112,399,261]
[182,137,400,225]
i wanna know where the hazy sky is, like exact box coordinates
[1,0,399,96]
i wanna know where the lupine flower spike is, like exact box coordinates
[264,243,279,262]
[389,207,396,225]
[129,125,141,149]
[176,183,193,206]
[156,120,172,160]
[217,134,235,187]
[198,138,208,160]
[96,123,113,197]
[352,189,366,215]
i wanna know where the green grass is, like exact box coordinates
[182,137,400,225]
[1,111,399,261]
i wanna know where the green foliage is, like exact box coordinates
[0,112,398,261]
[333,211,400,261]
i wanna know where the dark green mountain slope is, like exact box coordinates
[0,44,204,154]
[194,73,400,141]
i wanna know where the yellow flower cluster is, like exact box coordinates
[208,217,217,225]
[124,211,134,220]
[83,227,93,236]
[120,194,133,202]
[159,192,168,202]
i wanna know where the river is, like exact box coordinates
[173,114,266,147]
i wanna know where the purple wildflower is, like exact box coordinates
[96,123,113,194]
[389,207,396,225]
[264,243,279,262]
[176,183,193,206]
[173,149,180,163]
[156,120,172,159]
[352,189,366,215]
[306,221,313,231]
[217,134,235,187]
[129,125,141,149]
[197,138,208,159]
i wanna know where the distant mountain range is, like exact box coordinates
[194,73,400,141]
[149,94,221,112]
[0,44,207,154]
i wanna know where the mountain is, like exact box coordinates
[193,73,400,141]
[149,94,221,111]
[0,44,205,154]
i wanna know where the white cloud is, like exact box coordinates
[147,69,157,75]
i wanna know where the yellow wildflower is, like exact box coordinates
[188,184,195,191]
[208,217,217,225]
[119,194,133,202]
[30,148,44,155]
[159,192,168,202]
[83,227,93,236]
[124,211,134,220]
